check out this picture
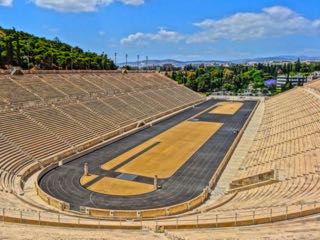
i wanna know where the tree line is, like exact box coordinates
[169,60,320,95]
[0,27,116,70]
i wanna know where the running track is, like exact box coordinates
[39,100,257,211]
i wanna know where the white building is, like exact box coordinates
[276,75,307,88]
[307,71,320,81]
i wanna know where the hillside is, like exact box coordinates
[0,27,116,70]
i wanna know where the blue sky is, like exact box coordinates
[1,0,320,62]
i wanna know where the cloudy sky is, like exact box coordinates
[1,0,320,62]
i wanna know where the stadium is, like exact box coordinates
[1,68,320,239]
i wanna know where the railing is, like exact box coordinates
[0,207,141,229]
[1,200,320,230]
[156,200,320,230]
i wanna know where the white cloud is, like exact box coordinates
[98,31,106,36]
[121,32,146,45]
[121,28,184,45]
[149,28,184,42]
[0,0,12,6]
[313,19,320,30]
[120,0,144,6]
[188,6,320,43]
[119,6,320,46]
[31,0,144,12]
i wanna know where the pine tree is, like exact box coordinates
[295,58,301,73]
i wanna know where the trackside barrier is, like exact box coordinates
[81,188,210,219]
[36,181,69,211]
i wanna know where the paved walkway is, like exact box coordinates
[201,100,265,207]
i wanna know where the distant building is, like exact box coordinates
[247,61,258,66]
[162,64,174,71]
[307,71,320,81]
[276,75,307,88]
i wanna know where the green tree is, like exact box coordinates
[0,26,116,70]
[223,68,234,82]
[223,83,233,91]
[295,58,301,72]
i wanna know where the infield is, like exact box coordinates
[87,177,154,196]
[101,121,222,178]
[210,102,243,115]
[80,175,98,185]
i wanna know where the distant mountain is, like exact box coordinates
[118,59,228,68]
[119,56,320,67]
[232,56,320,64]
